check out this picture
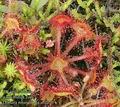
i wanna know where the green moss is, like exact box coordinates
[0,41,9,56]
[3,62,17,80]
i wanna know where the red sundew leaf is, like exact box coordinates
[48,15,104,97]
[83,37,103,84]
[15,57,30,72]
[71,20,95,40]
[4,13,20,29]
[15,57,38,92]
[40,80,79,101]
[84,42,102,84]
[20,72,38,92]
[16,32,41,55]
[49,14,73,29]
[1,13,21,37]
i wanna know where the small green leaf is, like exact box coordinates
[112,46,117,53]
[100,6,105,16]
[0,81,7,89]
[85,8,92,19]
[96,18,103,24]
[87,0,94,7]
[44,0,53,17]
[22,4,28,14]
[30,0,49,11]
[111,14,120,23]
[113,70,120,77]
[0,5,8,13]
[21,3,34,20]
[112,28,120,43]
[0,90,4,98]
[114,76,120,84]
[112,35,119,43]
[113,61,120,68]
[117,88,120,95]
[103,18,111,27]
[95,1,102,19]
[113,70,120,96]
[60,0,73,11]
[77,0,87,9]
[38,10,45,20]
[103,19,116,33]
[40,48,50,55]
[40,30,52,40]
[71,9,85,19]
[13,80,26,91]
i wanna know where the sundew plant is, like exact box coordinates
[0,0,120,107]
